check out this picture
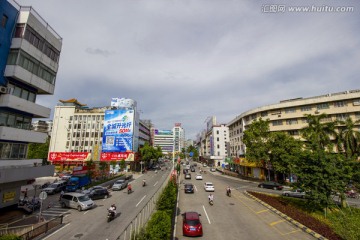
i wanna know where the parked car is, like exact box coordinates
[195,174,203,180]
[204,182,215,192]
[190,167,196,172]
[184,183,194,194]
[182,212,203,237]
[112,179,128,191]
[185,173,191,179]
[42,181,67,195]
[82,186,107,196]
[88,188,110,200]
[282,189,306,198]
[258,181,283,190]
[60,192,94,211]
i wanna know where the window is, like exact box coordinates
[285,108,296,113]
[355,112,360,119]
[272,120,283,126]
[1,15,8,28]
[334,101,346,107]
[261,111,268,117]
[286,119,298,125]
[301,106,312,111]
[317,103,329,110]
[335,114,348,121]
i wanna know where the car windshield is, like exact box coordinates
[185,219,200,225]
[116,180,124,184]
[78,195,91,202]
[185,184,193,188]
[48,184,57,188]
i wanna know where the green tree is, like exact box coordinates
[28,137,50,162]
[295,114,352,213]
[119,159,126,171]
[336,117,360,158]
[139,143,161,167]
[268,131,302,177]
[243,118,271,164]
[186,145,199,160]
[301,113,336,151]
[99,161,108,179]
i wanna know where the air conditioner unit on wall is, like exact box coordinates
[0,86,7,94]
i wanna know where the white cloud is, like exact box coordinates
[16,0,360,139]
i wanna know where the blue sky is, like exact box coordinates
[15,0,360,140]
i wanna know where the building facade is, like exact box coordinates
[227,89,360,179]
[0,1,62,208]
[48,98,150,171]
[152,129,174,155]
[32,120,53,135]
[173,123,185,153]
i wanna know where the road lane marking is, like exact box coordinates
[83,210,89,215]
[194,185,198,192]
[42,223,70,240]
[154,181,159,186]
[136,195,147,207]
[256,209,269,214]
[202,205,211,224]
[270,219,285,226]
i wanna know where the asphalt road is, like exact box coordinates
[174,164,316,240]
[39,167,171,240]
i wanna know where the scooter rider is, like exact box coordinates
[127,184,132,193]
[109,204,116,216]
[226,186,231,196]
[208,193,214,203]
[142,179,146,187]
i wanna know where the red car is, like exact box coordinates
[182,212,203,237]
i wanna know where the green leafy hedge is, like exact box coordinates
[135,180,177,240]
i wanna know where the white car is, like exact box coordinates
[204,182,215,192]
[195,174,203,180]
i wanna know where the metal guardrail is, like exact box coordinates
[5,216,63,240]
[116,172,171,240]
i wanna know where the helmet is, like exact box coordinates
[111,204,115,207]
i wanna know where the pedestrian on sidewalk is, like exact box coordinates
[24,188,28,200]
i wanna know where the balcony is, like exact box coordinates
[4,65,55,94]
[0,126,47,143]
[0,94,50,118]
[0,163,55,184]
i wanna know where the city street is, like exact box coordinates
[174,164,316,240]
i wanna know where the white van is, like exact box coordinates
[60,192,95,211]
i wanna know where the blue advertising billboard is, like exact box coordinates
[102,109,134,152]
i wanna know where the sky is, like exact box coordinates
[14,0,360,140]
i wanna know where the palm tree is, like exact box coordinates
[301,113,337,151]
[336,117,360,158]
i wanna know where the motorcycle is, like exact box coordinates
[128,188,132,194]
[107,209,116,222]
[209,199,214,206]
[226,189,231,197]
[346,191,359,199]
[143,181,146,187]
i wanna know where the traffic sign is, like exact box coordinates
[39,191,47,200]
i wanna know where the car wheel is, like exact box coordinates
[104,195,108,199]
[260,185,263,188]
[61,202,66,208]
[77,206,82,212]
[285,193,289,197]
[273,187,277,190]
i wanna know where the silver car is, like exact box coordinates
[112,179,128,191]
[60,192,94,211]
[282,189,306,198]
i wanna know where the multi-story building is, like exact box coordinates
[152,129,174,155]
[196,116,229,167]
[32,120,53,135]
[0,0,62,208]
[48,98,149,171]
[173,123,185,153]
[227,89,360,179]
[139,120,152,148]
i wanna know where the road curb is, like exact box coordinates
[244,191,328,240]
